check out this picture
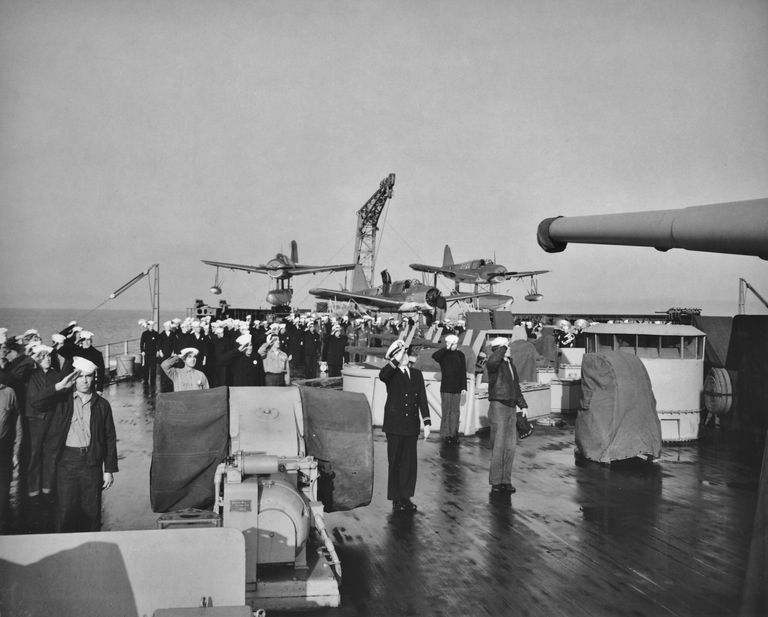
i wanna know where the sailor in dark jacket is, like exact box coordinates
[219,333,265,387]
[57,331,106,394]
[140,320,160,384]
[302,321,322,379]
[431,334,467,444]
[379,339,431,512]
[24,344,62,503]
[323,324,348,377]
[485,337,528,494]
[39,356,118,532]
[157,321,177,392]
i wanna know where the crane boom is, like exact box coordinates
[738,278,768,314]
[353,173,395,288]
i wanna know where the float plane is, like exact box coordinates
[202,240,356,308]
[309,266,491,320]
[410,245,549,286]
[410,245,550,304]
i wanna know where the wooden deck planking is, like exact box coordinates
[305,425,760,617]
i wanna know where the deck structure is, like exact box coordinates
[4,380,763,617]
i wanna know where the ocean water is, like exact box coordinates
[0,307,182,350]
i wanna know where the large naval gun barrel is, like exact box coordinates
[537,198,768,259]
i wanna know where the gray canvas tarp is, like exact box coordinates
[576,352,661,463]
[299,386,374,512]
[508,340,539,382]
[150,386,230,513]
[150,385,374,514]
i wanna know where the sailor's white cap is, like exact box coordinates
[236,333,252,346]
[490,337,508,348]
[72,356,98,375]
[179,347,199,358]
[31,344,53,358]
[445,334,459,346]
[51,333,66,345]
[79,330,94,340]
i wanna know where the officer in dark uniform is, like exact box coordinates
[140,320,160,384]
[157,321,177,392]
[378,339,431,512]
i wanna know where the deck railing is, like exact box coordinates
[95,337,143,369]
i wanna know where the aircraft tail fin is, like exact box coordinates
[443,245,453,267]
[291,240,299,264]
[351,264,367,292]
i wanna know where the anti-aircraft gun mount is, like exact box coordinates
[150,385,374,612]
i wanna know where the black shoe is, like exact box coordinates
[491,484,506,493]
[402,498,417,511]
[503,484,517,493]
[392,500,407,512]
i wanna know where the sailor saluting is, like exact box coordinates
[378,339,431,513]
[160,348,210,391]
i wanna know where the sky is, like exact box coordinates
[1,0,766,318]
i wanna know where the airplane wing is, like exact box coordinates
[202,260,357,276]
[443,290,495,304]
[201,260,271,275]
[491,269,550,281]
[409,263,457,278]
[288,263,358,276]
[308,288,406,310]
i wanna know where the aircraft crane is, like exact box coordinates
[738,278,768,314]
[354,173,396,288]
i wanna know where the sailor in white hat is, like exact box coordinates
[302,319,322,379]
[485,335,528,495]
[65,331,106,393]
[160,347,209,392]
[23,344,60,504]
[47,354,118,532]
[258,333,290,386]
[219,333,265,387]
[379,337,432,513]
[432,334,467,445]
[140,319,160,385]
[323,323,347,377]
[157,321,178,392]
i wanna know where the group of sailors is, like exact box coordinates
[138,312,467,392]
[138,313,355,391]
[0,323,115,535]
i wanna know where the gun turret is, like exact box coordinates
[537,198,768,259]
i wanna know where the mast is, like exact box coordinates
[353,173,395,288]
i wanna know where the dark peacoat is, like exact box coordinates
[379,361,431,436]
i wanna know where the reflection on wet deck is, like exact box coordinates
[316,427,758,617]
[79,383,766,615]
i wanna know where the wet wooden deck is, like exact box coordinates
[8,381,764,617]
[318,428,760,617]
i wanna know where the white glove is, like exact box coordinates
[423,424,431,441]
